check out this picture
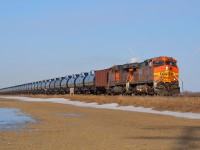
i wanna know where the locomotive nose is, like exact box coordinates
[160,66,174,83]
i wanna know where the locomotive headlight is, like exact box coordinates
[166,66,168,70]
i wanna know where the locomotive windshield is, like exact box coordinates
[166,61,177,66]
[153,60,164,67]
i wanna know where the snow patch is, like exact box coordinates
[1,96,200,120]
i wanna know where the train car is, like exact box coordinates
[45,80,51,94]
[152,56,180,95]
[95,69,110,94]
[129,59,154,95]
[41,80,47,94]
[28,83,32,94]
[49,79,56,94]
[54,78,62,94]
[84,71,95,94]
[60,75,72,94]
[68,74,80,94]
[75,73,88,94]
[127,56,180,95]
[107,64,136,95]
[37,81,42,94]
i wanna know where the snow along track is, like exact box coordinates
[1,96,200,120]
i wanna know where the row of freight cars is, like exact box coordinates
[0,70,110,95]
[0,56,180,95]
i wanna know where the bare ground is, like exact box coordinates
[0,96,200,150]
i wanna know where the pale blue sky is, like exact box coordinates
[0,0,200,91]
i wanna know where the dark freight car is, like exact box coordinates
[95,69,109,94]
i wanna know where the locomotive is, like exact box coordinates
[0,56,180,96]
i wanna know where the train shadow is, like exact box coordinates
[127,126,200,149]
[175,126,200,150]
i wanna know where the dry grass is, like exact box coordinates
[11,94,200,113]
[182,92,200,97]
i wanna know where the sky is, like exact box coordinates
[0,0,200,92]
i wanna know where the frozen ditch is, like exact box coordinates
[0,108,36,130]
[1,96,200,120]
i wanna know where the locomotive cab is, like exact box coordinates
[153,56,180,95]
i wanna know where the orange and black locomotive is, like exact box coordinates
[104,56,180,95]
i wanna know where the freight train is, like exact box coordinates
[0,56,180,96]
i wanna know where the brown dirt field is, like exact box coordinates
[0,96,200,150]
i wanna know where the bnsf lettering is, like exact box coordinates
[160,72,173,76]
